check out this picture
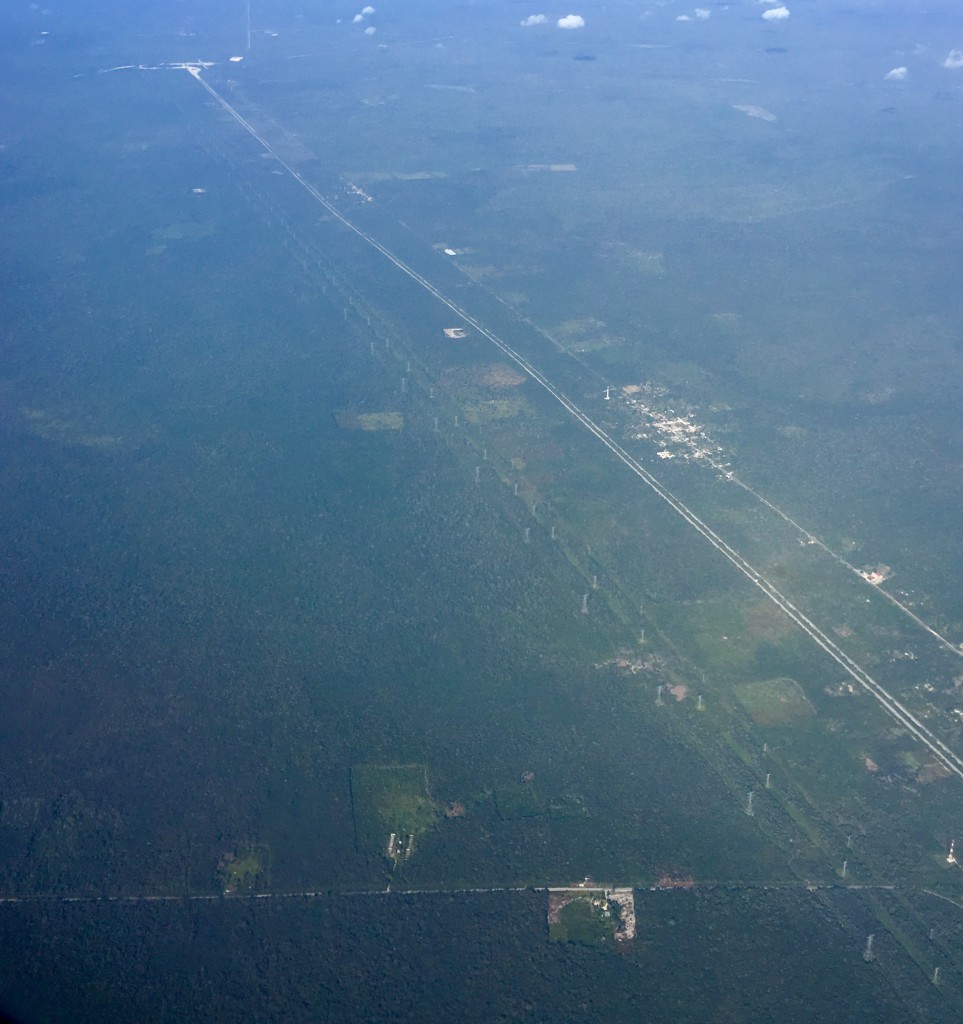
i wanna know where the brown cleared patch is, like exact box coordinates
[547,891,577,925]
[464,397,532,423]
[917,762,952,784]
[743,597,797,641]
[481,363,528,388]
[438,363,526,389]
[334,411,403,431]
[655,870,695,889]
[552,316,619,354]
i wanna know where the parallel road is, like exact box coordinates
[185,67,963,781]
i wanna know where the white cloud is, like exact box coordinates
[884,66,907,81]
[943,49,963,69]
[676,14,692,21]
[520,14,547,26]
[557,14,585,29]
[361,5,375,13]
[695,8,711,18]
[352,13,364,22]
[761,5,790,20]
[364,25,376,35]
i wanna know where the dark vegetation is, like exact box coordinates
[0,889,943,1024]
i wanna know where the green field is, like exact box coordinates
[548,893,618,947]
[494,784,545,820]
[218,844,270,894]
[735,677,816,727]
[350,764,439,855]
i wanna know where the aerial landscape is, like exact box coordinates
[2,0,963,1020]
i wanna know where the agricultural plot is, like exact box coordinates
[736,677,815,727]
[548,891,622,947]
[350,764,438,856]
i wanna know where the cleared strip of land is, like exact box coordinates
[185,66,963,783]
